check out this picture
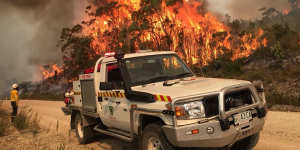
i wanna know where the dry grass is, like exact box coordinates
[0,118,9,136]
[0,101,10,136]
[0,130,102,150]
[0,103,98,150]
[13,106,40,134]
[0,104,41,136]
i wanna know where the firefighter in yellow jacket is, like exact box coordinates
[10,83,19,122]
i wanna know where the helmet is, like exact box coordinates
[12,83,18,89]
[65,92,70,97]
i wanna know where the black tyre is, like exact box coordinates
[75,114,94,144]
[231,133,260,150]
[141,123,177,150]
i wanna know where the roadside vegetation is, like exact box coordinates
[13,107,40,134]
[0,101,40,136]
[0,101,100,150]
[0,104,9,136]
[0,101,9,136]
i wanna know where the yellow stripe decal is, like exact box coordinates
[98,91,125,98]
[163,95,168,102]
[156,95,162,101]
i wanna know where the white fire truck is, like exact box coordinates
[62,50,267,150]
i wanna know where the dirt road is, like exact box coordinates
[4,100,300,150]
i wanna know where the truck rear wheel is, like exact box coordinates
[231,133,260,150]
[141,123,177,150]
[75,114,94,144]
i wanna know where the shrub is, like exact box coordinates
[13,107,40,133]
[14,108,30,130]
[241,70,273,83]
[266,89,300,107]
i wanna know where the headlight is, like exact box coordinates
[175,101,205,120]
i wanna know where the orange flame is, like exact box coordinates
[40,64,63,80]
[83,0,267,66]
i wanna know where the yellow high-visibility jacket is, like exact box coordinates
[10,89,19,105]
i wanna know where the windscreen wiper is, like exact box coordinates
[174,72,193,78]
[133,75,173,85]
[162,73,192,86]
[147,75,174,83]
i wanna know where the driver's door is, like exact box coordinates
[100,63,131,132]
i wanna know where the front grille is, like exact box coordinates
[203,95,219,117]
[224,89,253,111]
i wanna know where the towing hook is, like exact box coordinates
[219,118,230,131]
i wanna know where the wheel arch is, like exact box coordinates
[71,110,101,129]
[138,114,166,136]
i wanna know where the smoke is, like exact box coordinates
[207,0,291,20]
[0,0,77,94]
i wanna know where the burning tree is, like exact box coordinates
[59,0,268,80]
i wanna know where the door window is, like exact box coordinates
[106,63,123,89]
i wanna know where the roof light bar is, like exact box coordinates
[136,49,152,53]
[104,52,116,57]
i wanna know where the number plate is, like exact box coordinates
[233,111,252,125]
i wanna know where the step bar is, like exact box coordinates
[93,126,133,142]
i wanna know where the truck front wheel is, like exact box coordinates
[75,114,94,144]
[141,123,177,150]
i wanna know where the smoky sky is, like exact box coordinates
[208,0,291,20]
[0,0,77,93]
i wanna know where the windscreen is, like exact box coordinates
[125,54,193,86]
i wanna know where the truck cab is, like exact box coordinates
[62,50,267,150]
